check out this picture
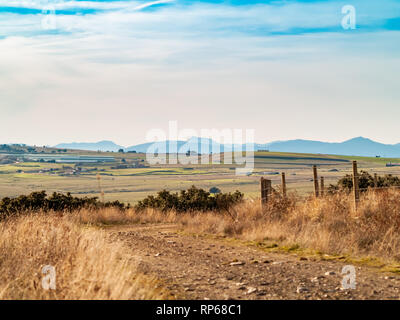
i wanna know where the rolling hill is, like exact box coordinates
[54,140,124,152]
[54,137,400,157]
[265,137,400,157]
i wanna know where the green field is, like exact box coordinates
[1,151,400,204]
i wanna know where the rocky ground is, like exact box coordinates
[107,223,400,300]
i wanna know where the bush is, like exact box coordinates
[135,186,243,213]
[328,170,400,193]
[0,191,127,220]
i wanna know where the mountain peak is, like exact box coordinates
[345,136,368,141]
[343,136,375,144]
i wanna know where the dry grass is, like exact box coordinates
[123,189,400,262]
[6,188,399,300]
[76,207,177,225]
[0,213,170,299]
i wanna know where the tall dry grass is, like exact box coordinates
[0,213,169,299]
[175,189,400,261]
[116,189,400,262]
[12,187,398,291]
[76,206,177,225]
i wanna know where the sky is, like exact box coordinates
[0,0,399,147]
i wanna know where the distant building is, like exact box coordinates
[186,150,198,156]
[386,162,400,167]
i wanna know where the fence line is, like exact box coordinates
[259,161,400,207]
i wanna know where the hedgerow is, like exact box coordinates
[328,170,400,193]
[0,191,127,220]
[135,186,243,212]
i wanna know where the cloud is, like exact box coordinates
[1,0,400,38]
[0,0,400,145]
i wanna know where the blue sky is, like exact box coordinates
[0,0,399,146]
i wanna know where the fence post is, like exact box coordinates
[374,173,378,189]
[260,177,271,208]
[266,179,272,200]
[281,172,287,198]
[352,161,360,209]
[313,165,319,197]
[96,174,105,202]
[260,177,266,207]
[320,176,325,197]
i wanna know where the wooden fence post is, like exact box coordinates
[320,176,325,197]
[352,161,360,209]
[96,174,105,202]
[260,177,271,208]
[374,173,378,189]
[281,172,287,197]
[313,165,319,197]
[260,177,265,207]
[266,179,272,200]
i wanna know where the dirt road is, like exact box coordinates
[107,223,400,300]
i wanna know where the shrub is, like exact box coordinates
[328,170,400,193]
[0,191,127,220]
[135,186,243,213]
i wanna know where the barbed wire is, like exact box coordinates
[265,172,400,199]
[262,186,400,201]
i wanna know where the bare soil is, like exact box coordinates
[107,223,400,300]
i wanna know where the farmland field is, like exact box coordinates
[2,150,400,204]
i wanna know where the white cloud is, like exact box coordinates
[0,0,400,145]
[1,0,400,39]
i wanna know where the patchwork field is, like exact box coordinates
[1,151,400,204]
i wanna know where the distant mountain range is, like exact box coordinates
[54,137,400,158]
[55,140,124,152]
